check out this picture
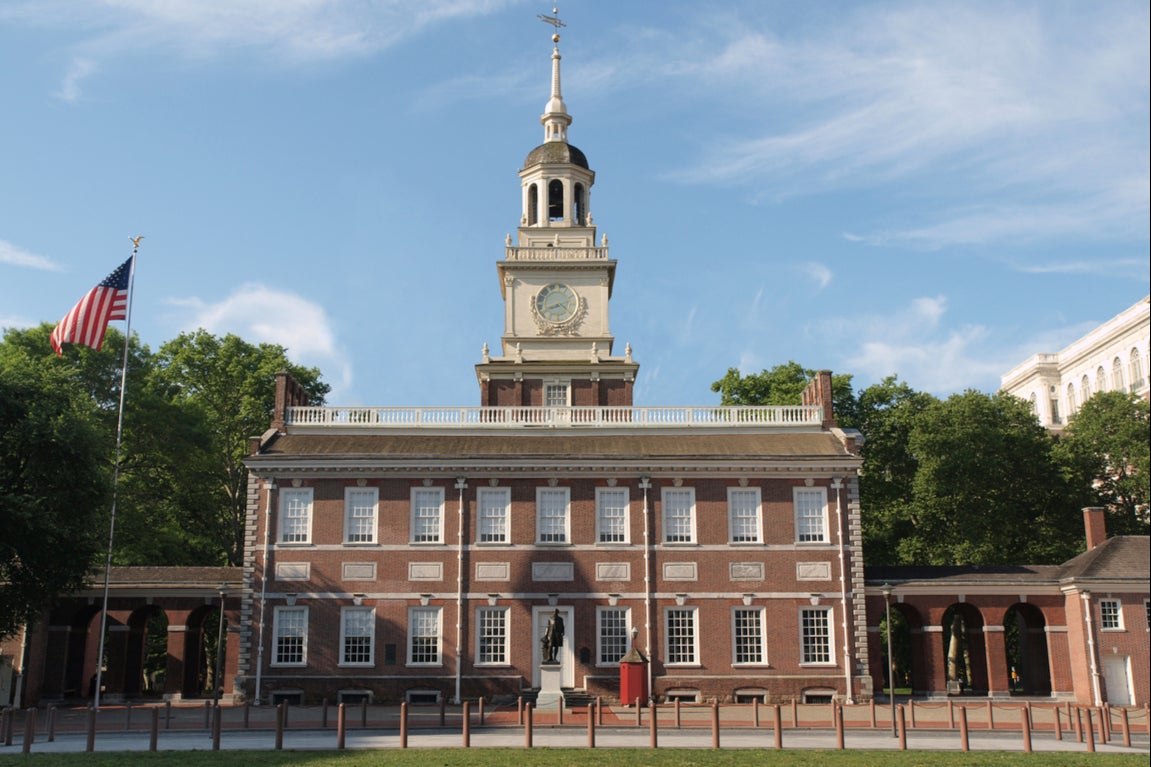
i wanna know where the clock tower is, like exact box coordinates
[477,19,638,408]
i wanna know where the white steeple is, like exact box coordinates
[539,8,571,143]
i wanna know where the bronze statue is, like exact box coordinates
[540,609,564,664]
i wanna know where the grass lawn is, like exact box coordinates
[1,751,1147,767]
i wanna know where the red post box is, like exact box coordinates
[619,642,648,707]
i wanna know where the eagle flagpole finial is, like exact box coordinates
[130,236,144,249]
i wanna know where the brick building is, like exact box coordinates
[234,28,868,707]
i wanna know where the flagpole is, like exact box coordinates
[92,236,142,711]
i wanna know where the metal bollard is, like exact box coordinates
[650,701,658,749]
[243,701,251,729]
[948,699,955,729]
[86,707,97,752]
[439,696,446,727]
[1085,708,1096,753]
[400,702,408,749]
[125,702,132,732]
[1075,706,1084,742]
[517,696,524,726]
[835,704,845,749]
[211,704,222,750]
[792,699,798,729]
[1053,705,1062,741]
[47,705,56,742]
[21,708,35,755]
[674,698,681,729]
[149,706,159,752]
[462,701,470,748]
[588,701,596,749]
[596,696,603,727]
[165,699,172,730]
[524,702,533,749]
[870,699,876,729]
[274,702,285,750]
[986,699,994,730]
[361,698,367,728]
[634,697,641,726]
[479,696,485,726]
[909,698,916,728]
[1120,706,1131,747]
[204,699,211,730]
[959,704,969,752]
[337,703,346,750]
[897,705,907,750]
[773,704,783,750]
[322,698,328,729]
[753,698,759,728]
[711,701,720,749]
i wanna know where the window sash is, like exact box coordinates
[597,607,629,665]
[1100,600,1122,630]
[663,488,695,543]
[795,489,827,543]
[665,608,697,665]
[477,607,508,665]
[341,607,374,665]
[597,488,629,543]
[279,489,312,544]
[344,488,377,543]
[273,607,307,666]
[545,383,569,407]
[408,607,441,665]
[733,608,765,664]
[728,488,761,543]
[801,608,832,664]
[537,488,569,543]
[477,488,510,543]
[412,488,444,543]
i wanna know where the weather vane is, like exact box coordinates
[538,6,565,41]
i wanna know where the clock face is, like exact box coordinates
[535,283,578,323]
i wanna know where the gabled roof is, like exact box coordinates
[1057,536,1150,582]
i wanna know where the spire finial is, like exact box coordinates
[538,6,571,143]
[538,6,565,44]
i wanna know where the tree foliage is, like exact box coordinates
[711,361,859,427]
[1055,391,1150,536]
[0,342,109,638]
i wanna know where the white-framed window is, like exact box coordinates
[1112,357,1125,392]
[664,607,699,665]
[662,487,696,544]
[477,487,510,544]
[476,607,509,665]
[794,487,829,543]
[1095,366,1107,394]
[536,487,570,544]
[800,607,834,665]
[411,487,445,544]
[278,488,313,544]
[340,606,375,666]
[1099,599,1123,631]
[728,487,762,543]
[408,606,442,666]
[272,606,308,666]
[544,381,570,407]
[344,487,378,544]
[1130,349,1145,391]
[597,606,631,666]
[596,487,630,544]
[732,607,767,665]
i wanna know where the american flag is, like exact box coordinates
[50,257,133,355]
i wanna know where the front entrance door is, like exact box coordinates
[532,606,574,688]
[1101,655,1132,705]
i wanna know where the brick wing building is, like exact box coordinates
[235,27,868,707]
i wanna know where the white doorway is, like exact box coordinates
[532,606,574,689]
[1101,655,1133,705]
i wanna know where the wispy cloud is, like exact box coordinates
[0,240,63,271]
[646,3,1149,250]
[1,0,513,100]
[798,262,832,290]
[168,283,353,397]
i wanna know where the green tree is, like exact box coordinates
[1055,391,1150,536]
[901,391,1081,565]
[711,361,859,426]
[855,376,938,565]
[0,343,109,639]
[154,331,329,564]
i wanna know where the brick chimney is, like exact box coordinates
[801,370,837,429]
[272,371,310,432]
[1082,506,1107,550]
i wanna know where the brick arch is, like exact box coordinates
[941,602,988,693]
[1004,602,1051,695]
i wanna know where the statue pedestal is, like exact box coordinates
[536,662,563,710]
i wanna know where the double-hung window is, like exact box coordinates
[476,607,509,665]
[732,607,767,665]
[340,606,375,666]
[272,606,308,666]
[344,487,378,544]
[279,488,313,544]
[662,487,696,544]
[411,487,445,544]
[794,487,829,543]
[537,487,570,544]
[1099,599,1123,630]
[665,607,699,665]
[596,487,630,544]
[477,488,510,544]
[408,606,442,666]
[597,607,630,665]
[800,607,834,665]
[728,488,762,543]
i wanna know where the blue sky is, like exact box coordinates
[2,0,1147,407]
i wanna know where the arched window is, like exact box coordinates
[1028,392,1038,415]
[527,183,539,226]
[1080,375,1091,400]
[1112,357,1125,392]
[1095,367,1107,394]
[548,179,564,221]
[1067,383,1077,414]
[1131,349,1145,391]
[573,183,586,225]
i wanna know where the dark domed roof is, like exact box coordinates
[523,142,588,169]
